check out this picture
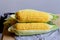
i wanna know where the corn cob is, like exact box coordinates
[8,23,58,35]
[16,9,53,22]
[13,23,51,30]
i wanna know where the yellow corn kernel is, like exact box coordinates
[14,23,50,30]
[16,9,53,22]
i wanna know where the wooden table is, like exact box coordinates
[1,14,60,40]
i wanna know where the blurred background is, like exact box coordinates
[0,0,60,39]
[0,0,60,15]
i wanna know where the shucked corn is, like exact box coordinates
[8,23,58,35]
[16,9,53,22]
[7,9,58,35]
[14,23,50,30]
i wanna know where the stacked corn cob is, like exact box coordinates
[4,9,58,35]
[16,9,53,22]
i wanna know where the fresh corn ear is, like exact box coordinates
[16,9,53,22]
[14,23,50,30]
[8,23,58,35]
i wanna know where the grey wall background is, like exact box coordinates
[0,0,60,15]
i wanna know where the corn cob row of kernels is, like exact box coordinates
[14,23,50,30]
[16,9,53,22]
